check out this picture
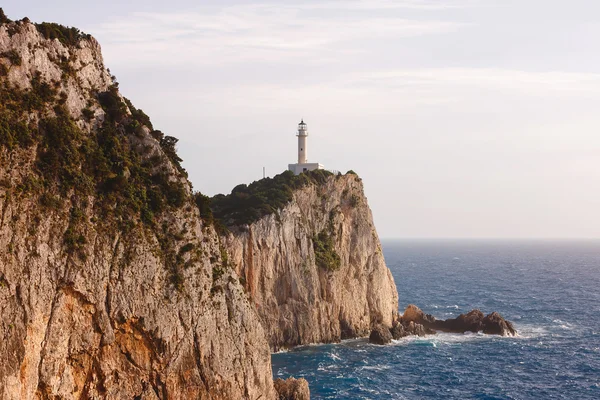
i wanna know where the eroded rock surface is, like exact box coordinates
[0,18,277,399]
[224,174,399,351]
[274,377,310,400]
[369,324,393,345]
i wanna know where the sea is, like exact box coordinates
[271,240,600,399]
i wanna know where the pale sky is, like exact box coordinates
[5,0,600,238]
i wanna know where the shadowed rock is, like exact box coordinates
[369,324,393,345]
[274,377,310,400]
[390,320,406,339]
[482,312,518,336]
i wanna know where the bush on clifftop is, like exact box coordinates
[0,8,11,24]
[35,22,91,46]
[209,169,334,226]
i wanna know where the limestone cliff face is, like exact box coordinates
[224,174,399,350]
[0,19,276,399]
[0,15,395,399]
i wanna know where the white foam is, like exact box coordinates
[513,324,548,339]
[359,364,391,372]
[391,331,493,347]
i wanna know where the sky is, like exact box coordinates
[4,0,600,238]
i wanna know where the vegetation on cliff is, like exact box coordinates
[313,230,341,271]
[209,169,335,226]
[34,22,91,46]
[0,49,187,231]
[0,8,10,25]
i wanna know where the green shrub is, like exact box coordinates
[210,169,334,227]
[34,22,91,46]
[81,107,94,121]
[0,50,21,66]
[194,192,214,224]
[36,106,87,194]
[124,97,153,130]
[39,192,62,209]
[0,8,11,24]
[179,243,194,254]
[63,206,87,258]
[212,266,224,282]
[313,231,341,271]
[160,135,185,174]
[98,85,127,122]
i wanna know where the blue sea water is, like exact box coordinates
[272,240,600,399]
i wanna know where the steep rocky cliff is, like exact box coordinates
[0,13,398,399]
[222,173,399,351]
[0,17,276,399]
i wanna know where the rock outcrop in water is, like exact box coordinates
[369,305,516,344]
[400,305,517,337]
[369,324,393,345]
[273,378,311,400]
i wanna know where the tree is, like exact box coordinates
[0,8,11,24]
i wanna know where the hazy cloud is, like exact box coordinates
[93,2,468,67]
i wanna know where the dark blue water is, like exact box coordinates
[272,240,600,399]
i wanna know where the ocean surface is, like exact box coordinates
[272,240,600,399]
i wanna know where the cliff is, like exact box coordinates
[0,13,397,399]
[0,17,276,399]
[221,172,399,350]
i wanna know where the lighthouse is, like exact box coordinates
[288,119,324,175]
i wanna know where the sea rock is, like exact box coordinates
[223,174,399,351]
[274,377,311,400]
[369,324,393,345]
[405,321,433,336]
[440,309,486,333]
[399,305,517,336]
[483,312,517,336]
[390,320,406,339]
[401,304,425,322]
[401,304,435,325]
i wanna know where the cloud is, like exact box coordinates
[91,1,468,67]
[287,0,481,11]
[342,68,600,94]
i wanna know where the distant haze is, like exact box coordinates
[6,0,600,238]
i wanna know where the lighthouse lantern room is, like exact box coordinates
[288,119,324,175]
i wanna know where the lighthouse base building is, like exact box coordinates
[288,162,324,175]
[288,119,324,175]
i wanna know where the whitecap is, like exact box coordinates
[359,364,391,372]
[514,324,549,339]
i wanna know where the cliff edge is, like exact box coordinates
[220,172,399,350]
[0,16,276,399]
[0,12,395,399]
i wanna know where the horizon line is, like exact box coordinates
[379,237,600,241]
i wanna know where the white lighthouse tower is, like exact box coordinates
[288,119,324,175]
